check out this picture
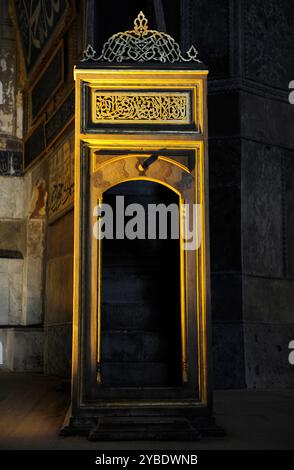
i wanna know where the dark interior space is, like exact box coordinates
[101,181,182,387]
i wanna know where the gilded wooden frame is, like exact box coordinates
[72,67,211,415]
[89,151,197,388]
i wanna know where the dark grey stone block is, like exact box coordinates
[283,150,294,277]
[242,140,283,277]
[241,92,294,149]
[209,138,241,190]
[210,186,241,272]
[243,276,294,324]
[211,273,243,321]
[212,321,246,389]
[244,321,294,389]
[101,302,159,331]
[243,0,294,90]
[190,0,230,79]
[101,331,170,362]
[101,362,177,387]
[208,92,240,137]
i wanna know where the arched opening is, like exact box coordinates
[100,180,182,387]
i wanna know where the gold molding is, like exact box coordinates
[11,0,76,83]
[92,153,194,175]
[72,67,209,409]
[84,75,203,133]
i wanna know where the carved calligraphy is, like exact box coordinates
[14,0,68,73]
[48,132,74,222]
[93,92,190,124]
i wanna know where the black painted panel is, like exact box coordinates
[83,85,197,134]
[31,45,64,120]
[14,0,68,73]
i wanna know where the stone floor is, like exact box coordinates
[0,370,293,450]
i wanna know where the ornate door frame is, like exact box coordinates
[88,150,202,401]
[66,14,216,435]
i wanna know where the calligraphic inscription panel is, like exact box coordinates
[14,0,68,73]
[92,91,191,125]
[48,133,74,222]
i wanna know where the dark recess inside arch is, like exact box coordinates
[100,180,182,388]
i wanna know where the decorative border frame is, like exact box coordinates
[71,67,211,416]
[82,76,203,135]
[89,149,198,393]
[91,90,192,125]
[11,0,75,80]
[29,40,65,126]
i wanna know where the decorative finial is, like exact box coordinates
[133,11,148,35]
[82,11,201,64]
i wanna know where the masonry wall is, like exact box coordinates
[187,0,294,388]
[2,0,293,389]
[0,0,83,375]
[16,2,83,377]
[0,1,44,371]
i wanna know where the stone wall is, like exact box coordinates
[6,327,43,372]
[7,0,83,377]
[0,1,44,371]
[0,258,23,325]
[187,0,294,389]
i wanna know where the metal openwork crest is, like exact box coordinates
[82,11,201,63]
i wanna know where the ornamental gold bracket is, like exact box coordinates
[94,149,166,174]
[137,154,159,172]
[82,11,201,64]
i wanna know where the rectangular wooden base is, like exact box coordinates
[60,410,225,441]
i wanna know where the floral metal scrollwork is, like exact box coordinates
[82,11,201,64]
